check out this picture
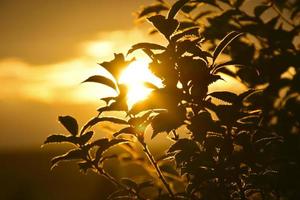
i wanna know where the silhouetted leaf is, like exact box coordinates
[113,127,137,137]
[83,75,117,91]
[148,15,179,39]
[99,53,131,79]
[80,131,94,144]
[51,149,84,170]
[171,27,199,42]
[212,31,243,63]
[78,161,93,174]
[167,0,190,19]
[208,91,238,103]
[138,4,168,19]
[168,138,198,153]
[127,42,166,55]
[80,117,128,135]
[58,116,78,136]
[254,5,270,17]
[43,134,70,145]
[121,178,138,190]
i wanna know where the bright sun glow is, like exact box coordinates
[119,59,162,108]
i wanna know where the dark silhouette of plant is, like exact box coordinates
[43,0,300,199]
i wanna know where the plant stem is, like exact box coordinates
[84,151,144,200]
[141,143,175,197]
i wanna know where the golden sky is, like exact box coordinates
[0,0,156,149]
[0,0,246,149]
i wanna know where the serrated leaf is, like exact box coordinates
[208,91,238,103]
[148,15,179,39]
[83,75,117,91]
[58,116,78,136]
[51,149,84,170]
[212,31,243,63]
[167,0,190,19]
[127,42,166,55]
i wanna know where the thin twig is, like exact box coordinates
[141,143,175,197]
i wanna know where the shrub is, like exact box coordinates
[44,0,300,199]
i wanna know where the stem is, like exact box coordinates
[84,151,144,200]
[141,143,175,197]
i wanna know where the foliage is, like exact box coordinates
[44,0,300,199]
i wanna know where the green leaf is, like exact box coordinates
[127,42,166,55]
[58,116,78,136]
[147,15,179,39]
[51,149,84,170]
[167,0,190,19]
[212,31,243,63]
[83,75,117,92]
[208,91,238,103]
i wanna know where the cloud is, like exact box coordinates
[0,28,161,104]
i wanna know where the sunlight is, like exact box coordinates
[119,59,162,108]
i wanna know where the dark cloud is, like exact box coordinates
[0,0,149,65]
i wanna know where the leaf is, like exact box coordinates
[170,27,199,42]
[120,178,138,190]
[211,60,246,74]
[51,149,84,170]
[127,42,166,55]
[43,134,70,145]
[208,91,238,103]
[212,31,243,63]
[80,117,128,135]
[94,139,129,163]
[98,53,131,79]
[147,15,179,39]
[168,138,198,153]
[78,161,93,174]
[167,0,190,19]
[137,4,168,19]
[138,180,154,191]
[58,116,78,136]
[113,127,137,137]
[194,10,213,21]
[80,131,94,144]
[83,75,117,92]
[254,5,270,17]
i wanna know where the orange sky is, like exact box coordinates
[0,0,247,150]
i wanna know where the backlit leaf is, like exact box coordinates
[167,0,190,19]
[83,75,117,91]
[51,149,84,170]
[127,42,166,55]
[212,31,243,63]
[58,116,78,136]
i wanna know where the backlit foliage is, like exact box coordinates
[44,0,300,199]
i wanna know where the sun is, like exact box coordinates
[118,59,162,108]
